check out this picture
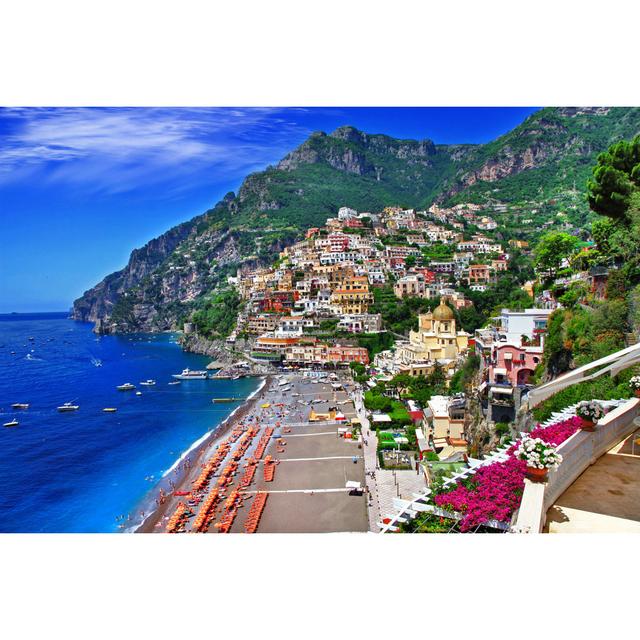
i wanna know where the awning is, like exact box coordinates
[491,386,513,395]
[493,367,507,375]
[372,414,392,423]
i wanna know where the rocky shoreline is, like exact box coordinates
[179,334,239,361]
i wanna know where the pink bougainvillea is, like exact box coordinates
[433,415,580,531]
[528,415,582,446]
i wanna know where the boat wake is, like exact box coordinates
[24,353,45,362]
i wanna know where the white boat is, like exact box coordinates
[116,383,136,391]
[58,403,79,412]
[172,368,208,380]
[103,408,117,413]
[11,403,29,410]
[140,379,156,386]
[135,391,142,396]
[3,419,19,428]
[168,381,181,385]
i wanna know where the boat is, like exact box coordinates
[116,383,136,391]
[140,379,156,386]
[11,403,29,410]
[103,407,117,413]
[3,419,19,428]
[212,397,243,403]
[172,368,208,380]
[168,381,181,385]
[57,402,79,412]
[135,391,142,396]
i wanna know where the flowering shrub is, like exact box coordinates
[528,415,582,446]
[515,436,563,470]
[576,400,605,422]
[434,457,527,531]
[629,376,640,391]
[433,415,579,531]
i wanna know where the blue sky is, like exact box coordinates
[0,107,538,312]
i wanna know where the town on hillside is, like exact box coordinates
[172,177,640,534]
[211,201,559,436]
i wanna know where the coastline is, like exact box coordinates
[136,370,369,534]
[132,374,269,533]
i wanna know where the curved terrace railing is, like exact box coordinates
[527,343,640,408]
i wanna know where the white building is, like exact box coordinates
[338,206,358,220]
[499,308,554,343]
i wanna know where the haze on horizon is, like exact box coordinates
[0,107,538,313]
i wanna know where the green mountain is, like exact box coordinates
[441,107,640,207]
[72,107,640,333]
[203,126,471,231]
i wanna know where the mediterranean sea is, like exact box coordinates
[0,312,260,532]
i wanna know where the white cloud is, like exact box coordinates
[0,107,312,195]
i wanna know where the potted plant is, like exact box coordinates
[515,436,563,483]
[575,401,605,431]
[629,375,640,398]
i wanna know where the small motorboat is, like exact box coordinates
[135,391,142,396]
[11,403,29,410]
[3,419,19,428]
[103,408,117,413]
[172,368,208,380]
[168,381,181,385]
[116,383,135,391]
[57,402,79,412]
[140,379,156,386]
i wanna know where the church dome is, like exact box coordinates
[433,301,455,321]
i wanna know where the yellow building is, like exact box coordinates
[330,275,373,314]
[395,301,469,364]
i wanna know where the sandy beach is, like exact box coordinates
[138,370,368,533]
[135,375,269,533]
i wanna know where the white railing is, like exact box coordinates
[512,397,640,533]
[527,343,640,407]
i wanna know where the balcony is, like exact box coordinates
[513,398,640,533]
[545,422,640,532]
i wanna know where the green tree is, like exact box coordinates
[534,232,580,279]
[587,135,640,223]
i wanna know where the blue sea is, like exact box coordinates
[0,312,260,533]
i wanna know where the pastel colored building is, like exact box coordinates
[489,343,543,387]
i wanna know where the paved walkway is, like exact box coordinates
[375,467,426,521]
[352,385,428,530]
[352,387,382,532]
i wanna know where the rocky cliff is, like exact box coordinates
[439,107,640,203]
